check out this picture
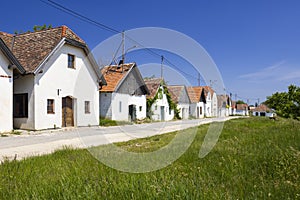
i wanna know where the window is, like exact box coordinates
[139,106,142,112]
[85,101,90,114]
[200,107,203,115]
[14,93,28,118]
[119,101,122,113]
[155,105,157,110]
[169,107,172,115]
[68,54,75,68]
[47,99,55,114]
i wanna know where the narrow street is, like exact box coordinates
[0,117,238,161]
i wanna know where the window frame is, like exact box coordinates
[47,99,55,114]
[85,101,91,114]
[67,54,75,69]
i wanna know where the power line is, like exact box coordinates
[41,0,206,84]
[41,0,120,34]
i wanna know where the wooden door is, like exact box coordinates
[62,97,74,127]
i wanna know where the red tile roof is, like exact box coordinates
[144,78,164,99]
[187,86,203,103]
[236,104,248,110]
[253,104,271,112]
[166,86,184,103]
[0,26,85,73]
[100,63,135,92]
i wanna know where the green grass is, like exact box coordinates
[100,118,133,126]
[0,117,299,199]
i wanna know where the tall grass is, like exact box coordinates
[0,117,299,199]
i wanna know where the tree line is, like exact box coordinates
[265,85,300,119]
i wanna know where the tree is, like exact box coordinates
[265,84,300,119]
[236,100,246,104]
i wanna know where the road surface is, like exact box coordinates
[0,117,238,161]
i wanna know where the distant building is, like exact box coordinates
[252,104,275,117]
[100,63,149,121]
[187,86,206,119]
[166,85,191,120]
[144,78,174,121]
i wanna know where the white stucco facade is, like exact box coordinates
[190,102,205,119]
[13,44,100,130]
[177,103,190,120]
[211,93,218,117]
[205,92,212,117]
[0,50,13,132]
[100,92,147,121]
[150,87,174,121]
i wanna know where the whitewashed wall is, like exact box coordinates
[110,93,130,121]
[205,92,212,117]
[13,75,35,129]
[128,95,147,120]
[15,44,100,130]
[177,103,190,119]
[0,51,13,132]
[212,93,218,117]
[150,87,174,121]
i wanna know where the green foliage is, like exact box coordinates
[0,117,299,199]
[236,100,246,104]
[14,25,52,35]
[33,24,52,32]
[265,84,300,119]
[146,84,180,120]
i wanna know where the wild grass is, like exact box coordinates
[0,117,299,199]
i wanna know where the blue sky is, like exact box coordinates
[2,0,300,104]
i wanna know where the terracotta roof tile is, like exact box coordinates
[0,26,85,73]
[187,86,203,103]
[144,78,163,99]
[253,104,271,112]
[236,104,248,110]
[100,63,134,92]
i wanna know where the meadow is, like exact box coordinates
[0,117,299,199]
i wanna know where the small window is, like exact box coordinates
[155,105,157,110]
[200,107,203,115]
[119,101,122,113]
[47,99,55,114]
[68,54,75,69]
[85,101,90,114]
[169,107,171,115]
[139,106,142,112]
[14,93,28,118]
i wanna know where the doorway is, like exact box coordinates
[160,106,165,121]
[62,96,74,127]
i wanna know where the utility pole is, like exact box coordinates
[121,31,125,73]
[161,55,164,79]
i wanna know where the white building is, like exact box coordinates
[0,37,25,132]
[0,26,106,130]
[203,86,218,117]
[217,94,232,117]
[100,63,149,121]
[144,78,174,121]
[167,85,191,120]
[187,86,205,119]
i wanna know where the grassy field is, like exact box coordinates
[0,117,299,199]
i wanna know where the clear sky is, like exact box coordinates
[2,0,300,105]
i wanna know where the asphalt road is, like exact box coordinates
[0,117,238,161]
